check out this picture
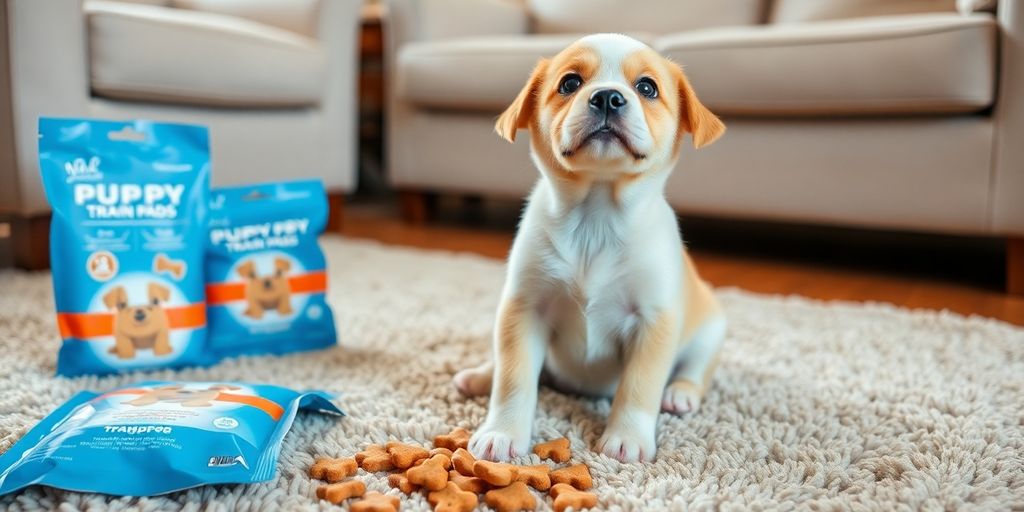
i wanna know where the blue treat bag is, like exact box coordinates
[206,180,337,358]
[0,381,343,496]
[38,118,212,376]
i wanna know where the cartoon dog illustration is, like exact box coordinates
[103,282,172,359]
[238,258,293,319]
[124,384,242,407]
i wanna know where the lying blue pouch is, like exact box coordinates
[39,118,211,376]
[206,180,337,359]
[0,381,342,496]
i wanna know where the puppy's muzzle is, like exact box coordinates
[133,309,147,323]
[263,278,274,290]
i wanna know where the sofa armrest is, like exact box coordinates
[314,0,363,192]
[992,0,1024,235]
[1,0,90,215]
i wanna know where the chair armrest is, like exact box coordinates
[314,0,363,192]
[992,0,1024,234]
[2,0,90,214]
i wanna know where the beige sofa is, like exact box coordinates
[0,0,362,268]
[386,0,1024,293]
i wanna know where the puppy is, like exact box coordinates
[104,282,173,359]
[238,258,294,319]
[453,34,727,463]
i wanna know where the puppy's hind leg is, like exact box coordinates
[662,314,725,415]
[453,360,493,397]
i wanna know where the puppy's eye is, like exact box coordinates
[558,73,583,95]
[151,298,160,305]
[275,270,283,277]
[635,77,658,99]
[117,302,127,309]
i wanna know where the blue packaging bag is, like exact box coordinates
[0,381,342,496]
[206,180,337,358]
[39,118,211,376]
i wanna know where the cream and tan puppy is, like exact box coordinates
[453,34,727,463]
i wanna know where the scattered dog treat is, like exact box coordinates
[153,253,186,280]
[350,491,401,512]
[356,444,395,472]
[405,454,450,491]
[484,481,537,512]
[428,481,478,512]
[386,441,431,469]
[430,447,454,459]
[515,464,552,491]
[387,473,420,495]
[474,460,519,487]
[451,448,477,477]
[550,464,592,490]
[433,428,471,451]
[550,483,597,512]
[533,438,571,463]
[316,480,366,505]
[448,470,488,494]
[309,457,357,482]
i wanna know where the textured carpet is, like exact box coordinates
[0,236,1022,511]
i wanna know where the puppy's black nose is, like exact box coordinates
[589,89,627,116]
[263,278,273,290]
[133,309,146,322]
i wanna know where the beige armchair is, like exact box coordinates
[0,0,362,268]
[385,0,1024,294]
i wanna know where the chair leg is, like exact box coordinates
[326,193,345,233]
[10,214,50,271]
[1008,237,1024,296]
[399,190,429,225]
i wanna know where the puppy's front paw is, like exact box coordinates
[469,425,529,462]
[661,380,703,416]
[597,427,656,463]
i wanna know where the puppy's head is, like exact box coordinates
[106,283,169,334]
[496,34,724,177]
[240,258,291,300]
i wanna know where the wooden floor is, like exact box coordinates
[339,199,1024,327]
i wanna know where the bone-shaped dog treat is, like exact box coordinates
[473,460,519,487]
[406,454,450,491]
[356,444,394,472]
[451,448,477,477]
[550,483,598,512]
[550,464,592,490]
[533,438,571,463]
[316,479,365,504]
[350,491,401,512]
[430,447,454,459]
[428,481,478,512]
[309,457,358,482]
[433,427,471,451]
[153,253,186,280]
[387,472,420,495]
[386,441,430,469]
[484,481,536,512]
[515,464,552,491]
[448,470,488,494]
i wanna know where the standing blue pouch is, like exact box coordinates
[206,180,337,359]
[39,118,211,376]
[0,381,342,497]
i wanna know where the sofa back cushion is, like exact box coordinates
[171,0,321,37]
[527,0,768,34]
[771,0,957,23]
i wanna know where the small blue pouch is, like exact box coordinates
[0,381,342,496]
[39,118,211,376]
[206,180,337,359]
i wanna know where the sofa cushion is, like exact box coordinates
[171,0,321,38]
[86,0,324,108]
[657,13,996,116]
[527,0,768,34]
[397,34,650,111]
[772,0,956,23]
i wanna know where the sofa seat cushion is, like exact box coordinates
[656,13,996,116]
[86,0,325,108]
[397,34,656,111]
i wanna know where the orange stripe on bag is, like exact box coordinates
[205,271,327,306]
[98,388,284,420]
[56,303,206,339]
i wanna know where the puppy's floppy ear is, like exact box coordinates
[148,282,170,304]
[495,58,549,143]
[103,286,127,310]
[274,257,291,273]
[237,260,255,279]
[675,64,725,149]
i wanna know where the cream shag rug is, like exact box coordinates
[0,236,1022,511]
